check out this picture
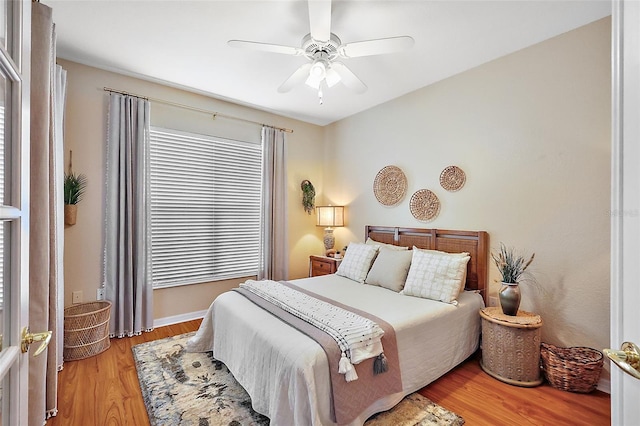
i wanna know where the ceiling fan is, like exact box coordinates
[228,0,414,104]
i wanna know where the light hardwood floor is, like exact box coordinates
[48,320,610,426]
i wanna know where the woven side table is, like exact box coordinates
[480,307,543,387]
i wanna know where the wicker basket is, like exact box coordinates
[63,301,112,361]
[540,342,604,393]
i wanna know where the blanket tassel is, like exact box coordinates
[345,365,358,382]
[373,353,388,375]
[339,352,359,382]
[338,353,350,374]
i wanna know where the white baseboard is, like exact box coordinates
[597,377,611,394]
[154,309,207,328]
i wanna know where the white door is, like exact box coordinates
[610,0,640,424]
[0,1,30,425]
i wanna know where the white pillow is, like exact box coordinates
[365,248,413,292]
[401,248,470,304]
[412,247,469,292]
[336,242,379,283]
[366,237,409,251]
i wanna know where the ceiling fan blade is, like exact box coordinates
[338,36,414,58]
[228,40,303,56]
[308,0,331,42]
[278,63,313,93]
[331,62,367,94]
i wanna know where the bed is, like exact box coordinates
[187,226,489,425]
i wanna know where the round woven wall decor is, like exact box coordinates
[373,165,407,206]
[410,189,440,221]
[439,165,466,192]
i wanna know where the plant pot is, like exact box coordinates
[64,204,77,226]
[499,282,521,316]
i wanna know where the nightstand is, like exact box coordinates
[480,307,543,387]
[309,255,341,277]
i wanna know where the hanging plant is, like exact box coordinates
[64,172,88,205]
[63,171,87,226]
[300,180,315,215]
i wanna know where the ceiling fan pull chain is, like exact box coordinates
[318,87,324,105]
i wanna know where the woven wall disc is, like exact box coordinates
[373,165,407,206]
[439,165,466,192]
[409,189,440,221]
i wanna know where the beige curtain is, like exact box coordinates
[258,126,288,280]
[29,2,66,425]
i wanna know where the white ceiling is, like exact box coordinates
[48,0,611,126]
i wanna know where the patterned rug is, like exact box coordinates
[132,332,465,426]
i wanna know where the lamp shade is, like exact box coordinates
[316,206,345,227]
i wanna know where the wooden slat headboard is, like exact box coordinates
[365,225,489,305]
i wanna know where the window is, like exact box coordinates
[149,127,262,288]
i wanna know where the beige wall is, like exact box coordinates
[60,60,326,320]
[325,18,611,381]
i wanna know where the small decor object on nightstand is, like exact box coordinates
[316,205,345,255]
[409,189,440,222]
[492,243,535,316]
[373,165,407,206]
[439,165,466,192]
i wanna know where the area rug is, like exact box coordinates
[132,332,465,426]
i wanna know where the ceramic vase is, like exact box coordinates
[499,282,521,316]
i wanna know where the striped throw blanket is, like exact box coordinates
[240,279,385,381]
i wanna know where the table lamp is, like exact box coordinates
[316,205,345,256]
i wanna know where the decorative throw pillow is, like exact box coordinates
[401,248,470,304]
[412,247,469,292]
[364,248,413,292]
[366,237,409,251]
[336,242,379,283]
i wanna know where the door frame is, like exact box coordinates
[1,0,30,424]
[610,0,640,424]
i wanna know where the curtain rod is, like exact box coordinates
[102,87,294,134]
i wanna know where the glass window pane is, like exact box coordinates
[0,221,7,356]
[0,2,7,53]
[0,375,3,426]
[0,369,8,426]
[0,71,9,206]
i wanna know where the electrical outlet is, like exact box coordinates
[72,291,83,304]
[489,296,498,307]
[96,288,105,300]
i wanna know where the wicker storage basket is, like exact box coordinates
[63,301,112,361]
[540,342,604,393]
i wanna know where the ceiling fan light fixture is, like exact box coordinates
[305,73,322,89]
[325,67,341,88]
[309,59,327,79]
[306,57,342,91]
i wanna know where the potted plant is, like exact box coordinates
[491,243,535,315]
[64,172,87,226]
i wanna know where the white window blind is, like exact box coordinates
[149,127,262,289]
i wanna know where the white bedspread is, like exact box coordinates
[187,274,484,426]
